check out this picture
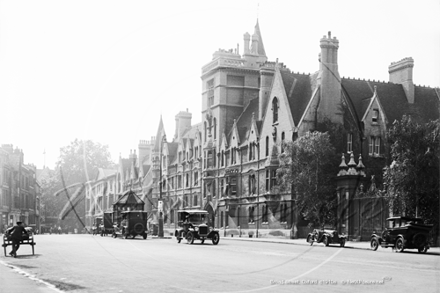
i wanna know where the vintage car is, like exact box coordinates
[307,227,347,247]
[112,211,148,239]
[175,209,220,245]
[370,216,433,253]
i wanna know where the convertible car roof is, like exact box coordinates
[177,209,208,214]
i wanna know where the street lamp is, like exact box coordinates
[255,140,260,238]
[158,135,166,238]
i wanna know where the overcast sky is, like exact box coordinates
[1,0,439,170]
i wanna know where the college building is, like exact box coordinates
[80,21,439,240]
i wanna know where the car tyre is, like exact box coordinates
[200,238,205,244]
[371,238,379,251]
[340,238,346,247]
[323,236,329,246]
[177,237,182,243]
[143,233,147,240]
[307,235,313,245]
[212,233,220,245]
[186,231,194,244]
[418,246,428,254]
[395,238,404,253]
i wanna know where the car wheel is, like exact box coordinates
[371,238,379,251]
[143,233,147,240]
[124,234,129,239]
[418,246,428,254]
[395,238,404,253]
[307,235,313,245]
[186,231,194,244]
[200,238,205,244]
[177,237,182,243]
[340,238,346,247]
[212,233,220,245]
[323,236,329,246]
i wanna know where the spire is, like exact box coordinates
[154,115,166,152]
[254,20,266,57]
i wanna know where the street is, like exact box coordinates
[1,234,439,293]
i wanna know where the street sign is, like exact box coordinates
[158,200,163,211]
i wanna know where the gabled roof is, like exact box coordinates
[235,98,259,144]
[114,190,144,205]
[281,70,313,125]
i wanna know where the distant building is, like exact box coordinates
[0,144,41,232]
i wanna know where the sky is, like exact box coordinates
[1,0,439,170]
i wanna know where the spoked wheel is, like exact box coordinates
[177,237,182,243]
[370,238,379,251]
[211,233,220,245]
[395,238,404,253]
[306,235,314,246]
[186,231,194,244]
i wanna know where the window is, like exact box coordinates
[178,175,182,188]
[265,136,269,157]
[272,97,279,123]
[347,133,353,153]
[280,203,287,223]
[262,205,268,223]
[372,109,379,122]
[186,174,189,187]
[220,178,224,198]
[221,151,225,166]
[204,122,207,142]
[230,177,237,196]
[207,79,214,107]
[194,172,199,186]
[248,174,256,195]
[271,170,277,189]
[265,170,270,191]
[193,196,198,206]
[249,206,255,223]
[281,132,285,153]
[369,136,381,156]
[213,118,217,139]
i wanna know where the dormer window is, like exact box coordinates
[272,97,279,123]
[372,109,379,122]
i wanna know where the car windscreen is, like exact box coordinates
[188,213,207,225]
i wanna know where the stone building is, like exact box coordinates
[0,144,41,232]
[80,21,439,239]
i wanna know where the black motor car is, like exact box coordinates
[307,227,347,247]
[113,211,148,239]
[175,209,220,245]
[370,216,433,253]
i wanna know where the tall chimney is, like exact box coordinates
[388,57,415,104]
[317,31,342,124]
[243,32,250,55]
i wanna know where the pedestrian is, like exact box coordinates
[58,226,62,234]
[7,221,28,258]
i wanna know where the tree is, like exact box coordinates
[278,131,337,228]
[52,139,114,229]
[384,116,439,235]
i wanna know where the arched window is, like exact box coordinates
[281,131,285,153]
[272,97,279,123]
[213,118,217,140]
[265,136,269,157]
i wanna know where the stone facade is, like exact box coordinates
[0,144,41,232]
[81,21,439,238]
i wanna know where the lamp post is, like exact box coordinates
[158,135,166,238]
[255,140,260,238]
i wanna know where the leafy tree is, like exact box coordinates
[50,139,114,229]
[278,131,337,229]
[384,116,439,240]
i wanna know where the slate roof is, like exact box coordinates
[341,78,439,125]
[235,98,259,144]
[280,69,313,125]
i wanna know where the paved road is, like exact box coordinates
[1,234,439,293]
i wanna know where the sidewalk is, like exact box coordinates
[0,260,61,293]
[221,236,440,254]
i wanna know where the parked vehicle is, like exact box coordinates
[370,216,433,253]
[112,211,148,239]
[307,227,346,247]
[100,212,114,236]
[175,209,220,245]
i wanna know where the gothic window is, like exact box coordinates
[249,174,256,195]
[262,205,268,223]
[230,176,237,196]
[292,132,298,141]
[186,174,189,187]
[221,150,225,166]
[272,97,279,123]
[212,182,216,198]
[213,118,217,139]
[271,170,277,189]
[265,170,270,191]
[281,131,285,153]
[369,136,381,156]
[265,136,269,157]
[347,133,353,153]
[193,195,198,206]
[248,143,253,161]
[194,172,198,186]
[249,206,255,223]
[220,178,224,198]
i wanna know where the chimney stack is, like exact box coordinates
[388,57,415,104]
